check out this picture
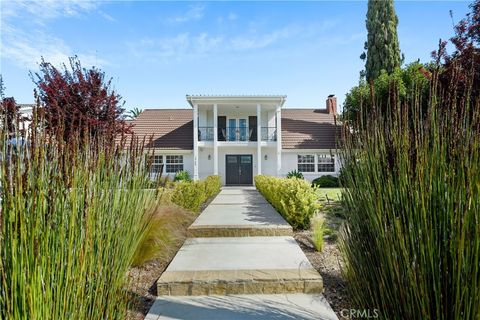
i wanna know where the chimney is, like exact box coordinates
[326,94,337,115]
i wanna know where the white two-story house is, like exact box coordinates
[131,94,341,185]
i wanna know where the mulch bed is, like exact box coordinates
[126,193,219,320]
[294,230,351,319]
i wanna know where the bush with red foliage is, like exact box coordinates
[31,57,130,143]
[433,0,480,102]
[0,97,22,137]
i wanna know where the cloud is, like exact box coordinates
[1,25,107,70]
[230,25,302,50]
[1,0,109,70]
[125,17,341,64]
[128,32,223,62]
[1,0,100,22]
[168,4,205,24]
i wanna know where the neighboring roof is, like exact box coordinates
[130,109,193,150]
[281,109,340,150]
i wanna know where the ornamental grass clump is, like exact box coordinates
[0,108,157,319]
[255,175,320,229]
[340,53,480,320]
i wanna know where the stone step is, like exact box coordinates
[157,237,322,296]
[188,225,293,237]
[157,269,323,295]
[188,204,292,237]
[146,294,338,320]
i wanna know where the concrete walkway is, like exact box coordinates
[146,187,338,320]
[188,187,292,237]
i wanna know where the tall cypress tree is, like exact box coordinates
[364,0,402,82]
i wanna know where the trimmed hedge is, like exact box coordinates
[255,175,320,229]
[312,175,339,188]
[170,175,221,213]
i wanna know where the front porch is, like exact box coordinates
[187,95,286,181]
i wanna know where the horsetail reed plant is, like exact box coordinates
[0,104,157,319]
[339,57,480,318]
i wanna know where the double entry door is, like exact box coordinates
[225,155,253,185]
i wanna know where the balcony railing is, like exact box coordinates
[198,127,277,142]
[198,127,214,141]
[261,127,277,141]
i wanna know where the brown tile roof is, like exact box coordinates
[281,109,340,150]
[130,109,193,150]
[129,108,339,150]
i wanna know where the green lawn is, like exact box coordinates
[316,188,343,202]
[314,188,345,244]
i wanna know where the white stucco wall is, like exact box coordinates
[198,148,214,180]
[280,151,341,182]
[150,150,194,180]
[150,148,341,184]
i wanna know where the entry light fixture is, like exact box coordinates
[208,154,211,160]
[264,154,268,160]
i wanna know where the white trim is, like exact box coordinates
[282,149,337,153]
[257,103,262,175]
[275,104,282,175]
[213,103,218,175]
[193,104,199,180]
[296,152,336,174]
[186,95,287,107]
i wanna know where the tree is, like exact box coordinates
[127,107,143,119]
[31,57,129,143]
[0,76,24,137]
[433,0,479,102]
[363,0,402,83]
[343,62,430,124]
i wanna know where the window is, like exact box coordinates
[166,155,184,173]
[318,154,335,172]
[150,155,163,176]
[298,155,315,172]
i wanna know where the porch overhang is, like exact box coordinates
[186,94,287,108]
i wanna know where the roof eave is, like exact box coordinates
[186,95,287,108]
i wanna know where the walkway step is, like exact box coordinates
[146,294,338,320]
[188,204,292,237]
[157,237,323,296]
[188,189,292,237]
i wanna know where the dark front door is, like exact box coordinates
[225,155,253,185]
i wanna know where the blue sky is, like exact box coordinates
[0,0,472,111]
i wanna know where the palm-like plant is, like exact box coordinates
[127,107,143,119]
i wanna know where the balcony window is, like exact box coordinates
[166,155,184,173]
[297,155,315,172]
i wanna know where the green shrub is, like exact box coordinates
[170,181,206,213]
[312,175,339,188]
[174,170,192,182]
[286,170,304,179]
[170,175,221,213]
[255,175,320,229]
[204,175,222,199]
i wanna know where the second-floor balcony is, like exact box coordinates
[198,127,277,142]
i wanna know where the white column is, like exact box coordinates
[213,104,218,175]
[257,103,262,176]
[275,104,282,176]
[193,104,199,180]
